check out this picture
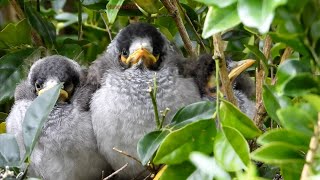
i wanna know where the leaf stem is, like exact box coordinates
[215,57,221,129]
[149,73,160,129]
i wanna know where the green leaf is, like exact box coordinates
[238,0,287,33]
[202,5,241,39]
[221,29,251,41]
[0,19,32,49]
[137,130,170,165]
[191,0,236,8]
[170,101,215,128]
[0,134,20,166]
[22,84,62,161]
[219,100,261,139]
[0,48,38,104]
[133,0,162,14]
[244,44,269,76]
[214,127,250,171]
[189,152,231,180]
[25,5,56,48]
[282,73,320,97]
[270,43,286,59]
[280,162,304,180]
[159,162,195,180]
[153,119,216,165]
[257,129,310,151]
[269,33,309,56]
[277,106,315,136]
[106,0,125,24]
[303,94,320,112]
[262,85,291,122]
[251,142,305,164]
[275,60,311,91]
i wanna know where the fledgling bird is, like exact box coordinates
[88,23,255,179]
[6,55,111,180]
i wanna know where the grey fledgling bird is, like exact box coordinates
[6,55,111,180]
[88,23,255,179]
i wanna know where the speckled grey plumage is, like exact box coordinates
[6,55,111,180]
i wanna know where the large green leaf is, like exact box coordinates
[202,5,241,39]
[188,152,231,180]
[153,119,216,165]
[0,134,20,167]
[219,100,261,139]
[277,106,315,136]
[214,127,250,172]
[25,5,56,48]
[22,84,62,161]
[106,0,125,24]
[262,85,291,122]
[0,48,38,104]
[133,0,162,14]
[244,44,269,76]
[280,162,304,180]
[0,19,32,49]
[303,94,320,112]
[251,142,305,164]
[282,73,320,97]
[238,0,287,33]
[137,130,170,165]
[275,60,311,92]
[269,33,309,56]
[159,162,195,180]
[257,129,310,151]
[170,101,215,128]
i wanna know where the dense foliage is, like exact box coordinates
[0,0,319,179]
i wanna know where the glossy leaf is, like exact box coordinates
[251,142,305,164]
[238,0,287,33]
[270,43,286,59]
[262,85,291,123]
[277,106,315,136]
[0,48,38,104]
[303,94,320,112]
[192,0,236,7]
[280,163,304,180]
[0,19,32,49]
[134,0,162,14]
[22,84,62,161]
[257,129,310,151]
[170,101,215,128]
[202,5,240,39]
[275,60,311,91]
[153,119,216,165]
[244,44,268,76]
[137,130,170,165]
[219,100,261,139]
[25,5,56,48]
[214,127,249,171]
[189,152,231,180]
[282,73,320,96]
[158,162,195,180]
[0,134,20,166]
[221,29,251,41]
[269,33,309,56]
[106,0,125,24]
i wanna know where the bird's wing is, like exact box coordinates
[86,53,111,87]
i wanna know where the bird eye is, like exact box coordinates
[121,49,128,57]
[153,49,160,55]
[35,82,42,91]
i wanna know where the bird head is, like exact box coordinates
[28,55,83,103]
[107,23,172,71]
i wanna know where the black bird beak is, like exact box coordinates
[37,81,69,102]
[121,48,159,68]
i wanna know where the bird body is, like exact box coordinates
[91,60,201,178]
[6,55,110,180]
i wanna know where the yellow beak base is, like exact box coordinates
[38,88,69,102]
[121,48,159,68]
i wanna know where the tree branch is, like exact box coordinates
[280,46,293,64]
[253,35,272,129]
[160,0,195,57]
[213,33,238,106]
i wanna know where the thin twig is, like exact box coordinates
[103,163,128,180]
[112,147,142,164]
[159,108,170,129]
[253,35,272,129]
[301,113,320,180]
[215,57,221,129]
[100,13,113,41]
[149,73,161,129]
[280,47,293,64]
[176,1,207,53]
[212,33,238,106]
[160,0,195,57]
[78,0,83,40]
